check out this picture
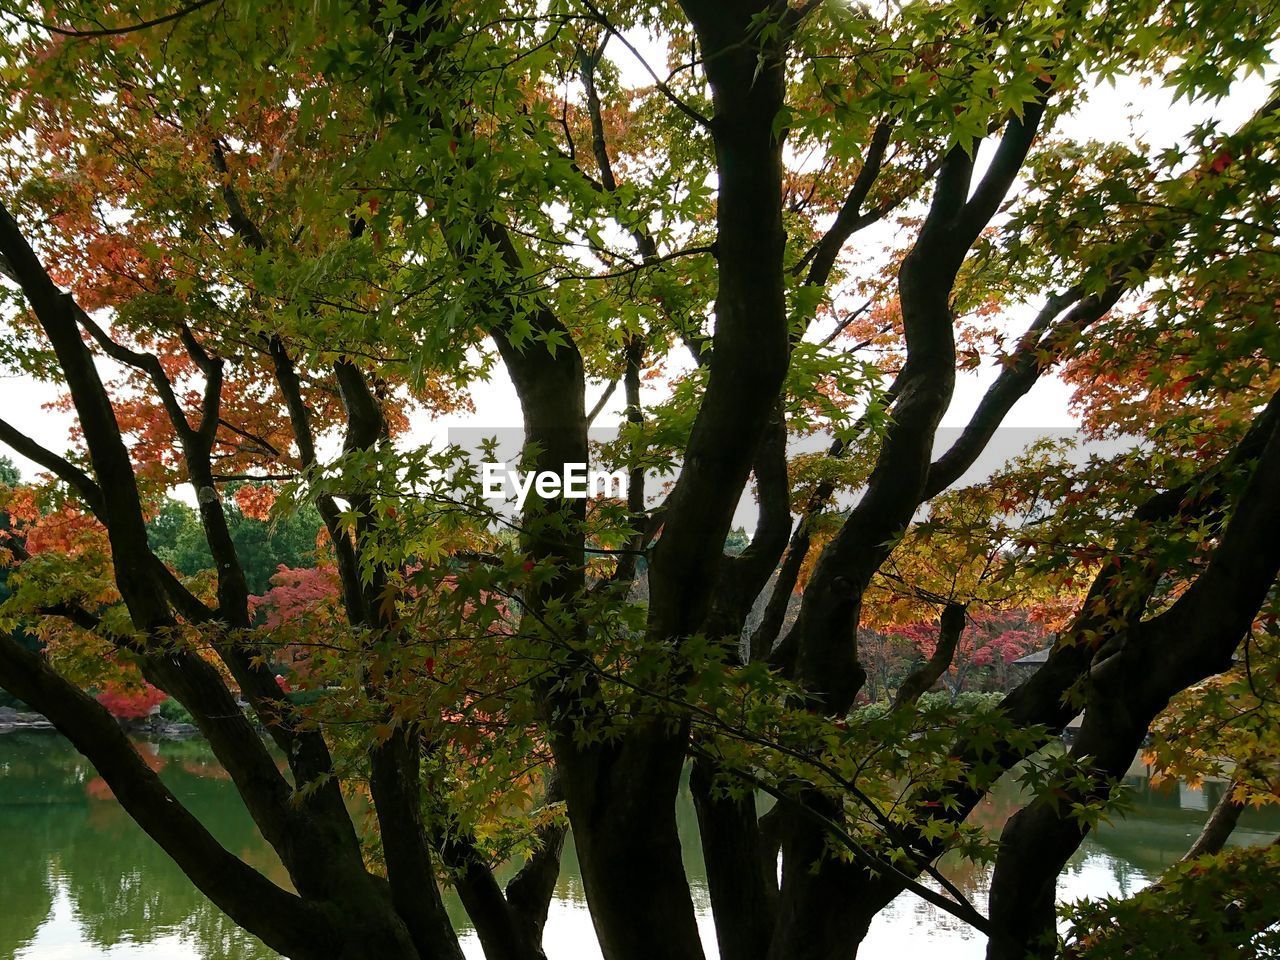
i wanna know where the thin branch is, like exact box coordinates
[76,310,199,445]
[217,418,282,458]
[5,0,222,38]
[817,300,876,348]
[892,602,966,709]
[0,417,106,516]
[586,379,619,425]
[579,0,712,128]
[798,120,894,287]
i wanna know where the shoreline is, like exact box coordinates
[0,706,200,741]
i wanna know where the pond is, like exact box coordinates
[2,732,1277,960]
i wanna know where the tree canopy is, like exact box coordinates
[0,2,1278,959]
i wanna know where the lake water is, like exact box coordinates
[2,732,1277,960]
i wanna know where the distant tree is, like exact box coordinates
[724,527,752,557]
[146,493,324,594]
[889,608,1044,700]
[854,628,916,704]
[95,681,167,720]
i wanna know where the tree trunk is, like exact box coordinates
[1182,779,1246,861]
[988,398,1280,957]
[768,815,874,960]
[557,727,706,960]
[691,755,776,960]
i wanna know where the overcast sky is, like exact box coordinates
[1,38,1274,525]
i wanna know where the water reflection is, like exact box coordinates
[0,734,279,960]
[1,733,1276,960]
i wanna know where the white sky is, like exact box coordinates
[1,41,1275,520]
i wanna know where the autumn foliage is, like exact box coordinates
[0,3,1278,960]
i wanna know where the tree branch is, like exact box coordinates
[579,0,712,129]
[892,602,965,709]
[1182,780,1246,861]
[0,416,106,515]
[6,0,223,39]
[0,631,319,958]
[0,199,365,899]
[988,388,1280,956]
[797,120,893,288]
[952,94,1048,247]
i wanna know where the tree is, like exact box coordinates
[0,456,19,488]
[94,680,167,720]
[146,494,326,594]
[0,2,1278,960]
[888,608,1043,701]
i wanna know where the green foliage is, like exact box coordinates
[145,494,324,595]
[1060,844,1280,959]
[0,456,19,488]
[157,697,194,725]
[724,527,751,557]
[1144,619,1280,809]
[0,0,1278,953]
